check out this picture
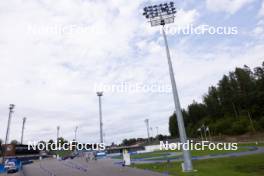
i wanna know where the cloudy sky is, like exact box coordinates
[0,0,263,144]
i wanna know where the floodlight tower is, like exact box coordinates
[20,117,27,144]
[57,126,60,141]
[74,126,78,141]
[97,92,104,143]
[156,126,159,136]
[144,119,150,142]
[3,104,15,164]
[143,2,193,171]
[4,104,15,144]
[150,127,153,137]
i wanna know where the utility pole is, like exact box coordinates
[202,124,208,141]
[97,92,104,143]
[74,126,78,141]
[20,117,26,144]
[144,119,150,142]
[4,104,15,145]
[197,128,204,141]
[156,126,159,136]
[57,126,60,142]
[3,104,15,164]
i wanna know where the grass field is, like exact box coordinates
[238,142,264,147]
[112,142,257,160]
[191,146,249,157]
[134,154,264,176]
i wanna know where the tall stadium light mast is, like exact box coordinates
[97,92,104,143]
[5,104,15,144]
[74,126,78,141]
[3,104,15,163]
[143,2,193,171]
[144,119,150,142]
[57,126,60,141]
[156,126,159,136]
[20,117,26,144]
[150,127,153,137]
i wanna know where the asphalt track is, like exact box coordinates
[21,158,164,176]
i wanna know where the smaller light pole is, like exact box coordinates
[3,104,15,163]
[202,124,208,141]
[57,126,60,142]
[4,104,15,145]
[56,126,60,158]
[156,126,159,136]
[74,126,78,141]
[20,117,27,144]
[97,92,104,143]
[197,128,203,141]
[144,119,150,142]
[206,126,211,141]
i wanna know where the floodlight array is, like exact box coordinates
[143,2,176,26]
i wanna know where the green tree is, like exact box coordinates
[168,62,264,137]
[169,113,178,137]
[203,86,223,119]
[187,101,207,123]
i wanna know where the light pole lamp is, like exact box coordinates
[143,2,193,172]
[57,126,60,142]
[5,104,15,144]
[156,126,159,136]
[3,104,15,163]
[74,126,78,141]
[97,92,104,143]
[150,127,153,137]
[143,2,176,27]
[144,119,150,142]
[21,117,27,144]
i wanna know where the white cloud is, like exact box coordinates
[251,20,264,38]
[206,0,254,14]
[175,9,200,26]
[259,0,264,17]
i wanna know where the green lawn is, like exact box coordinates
[113,146,251,160]
[238,142,264,147]
[146,147,249,161]
[191,147,249,157]
[134,154,264,176]
[112,142,263,161]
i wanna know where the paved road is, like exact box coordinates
[22,158,164,176]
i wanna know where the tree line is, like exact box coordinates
[121,135,171,146]
[169,62,264,137]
